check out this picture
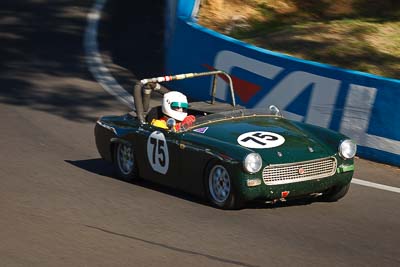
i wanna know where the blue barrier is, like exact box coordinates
[165,0,400,166]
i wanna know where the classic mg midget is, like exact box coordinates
[95,70,356,209]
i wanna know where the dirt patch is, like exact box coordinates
[198,0,400,79]
[197,0,261,32]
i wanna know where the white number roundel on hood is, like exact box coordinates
[237,131,285,149]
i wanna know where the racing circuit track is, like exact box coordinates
[0,1,399,266]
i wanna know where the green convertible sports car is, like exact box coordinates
[95,70,356,209]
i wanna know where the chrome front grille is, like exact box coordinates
[262,157,337,185]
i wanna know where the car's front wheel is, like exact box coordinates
[114,142,138,182]
[205,163,243,209]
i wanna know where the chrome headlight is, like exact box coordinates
[339,139,357,159]
[243,153,262,173]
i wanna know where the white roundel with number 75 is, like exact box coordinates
[147,131,169,174]
[237,131,285,149]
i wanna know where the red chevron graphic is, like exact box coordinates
[203,64,261,103]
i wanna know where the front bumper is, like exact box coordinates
[238,171,354,201]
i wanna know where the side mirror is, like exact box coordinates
[269,105,282,117]
[166,118,176,131]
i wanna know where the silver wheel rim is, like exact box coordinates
[208,165,231,204]
[117,143,134,175]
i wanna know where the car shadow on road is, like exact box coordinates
[66,158,317,210]
[65,158,209,206]
[65,158,317,209]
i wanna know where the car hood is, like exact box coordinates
[189,117,334,164]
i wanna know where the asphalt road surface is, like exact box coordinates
[0,1,399,266]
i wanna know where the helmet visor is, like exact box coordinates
[171,102,188,112]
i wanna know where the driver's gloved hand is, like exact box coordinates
[181,115,196,129]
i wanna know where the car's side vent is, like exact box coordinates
[262,157,337,185]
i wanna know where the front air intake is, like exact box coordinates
[262,157,337,185]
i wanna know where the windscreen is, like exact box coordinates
[181,108,282,131]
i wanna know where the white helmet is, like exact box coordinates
[162,91,188,121]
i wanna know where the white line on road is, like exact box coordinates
[84,0,135,109]
[352,178,400,194]
[85,0,400,196]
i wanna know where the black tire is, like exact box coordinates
[113,142,138,182]
[204,163,243,210]
[322,183,351,202]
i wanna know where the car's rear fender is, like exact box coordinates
[95,116,137,163]
[95,122,115,162]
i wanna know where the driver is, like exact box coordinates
[151,91,195,131]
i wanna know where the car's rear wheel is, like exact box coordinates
[114,142,138,182]
[322,183,351,202]
[205,163,243,209]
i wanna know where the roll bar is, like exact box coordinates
[134,70,236,124]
